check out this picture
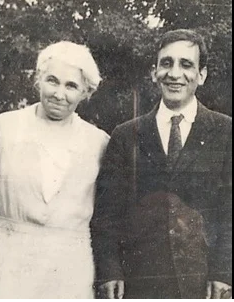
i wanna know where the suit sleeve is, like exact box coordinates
[91,126,129,283]
[208,125,232,285]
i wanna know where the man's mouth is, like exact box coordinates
[164,83,185,89]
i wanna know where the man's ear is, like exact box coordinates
[198,66,207,86]
[151,64,157,83]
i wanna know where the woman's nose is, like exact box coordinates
[54,86,66,101]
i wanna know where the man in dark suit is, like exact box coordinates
[91,29,232,299]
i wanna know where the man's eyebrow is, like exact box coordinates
[180,58,195,65]
[159,56,173,62]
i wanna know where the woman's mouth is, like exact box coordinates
[48,100,66,108]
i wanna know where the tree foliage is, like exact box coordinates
[0,0,232,133]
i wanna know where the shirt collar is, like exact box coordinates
[157,97,198,123]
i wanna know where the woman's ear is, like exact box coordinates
[85,87,95,101]
[34,75,41,92]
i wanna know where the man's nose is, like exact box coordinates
[54,86,66,100]
[167,64,182,78]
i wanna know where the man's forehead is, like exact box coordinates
[158,40,200,58]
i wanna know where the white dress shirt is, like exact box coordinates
[156,98,198,155]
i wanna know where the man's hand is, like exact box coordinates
[206,281,232,299]
[99,280,124,299]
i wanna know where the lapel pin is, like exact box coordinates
[201,141,205,145]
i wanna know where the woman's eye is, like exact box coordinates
[47,77,58,85]
[66,82,78,90]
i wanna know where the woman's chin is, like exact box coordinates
[47,112,64,121]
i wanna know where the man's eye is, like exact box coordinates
[182,61,193,68]
[160,61,171,68]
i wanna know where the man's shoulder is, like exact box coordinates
[211,110,232,124]
[204,106,232,131]
[197,101,231,130]
[113,111,153,137]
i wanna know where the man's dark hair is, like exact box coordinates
[156,29,208,70]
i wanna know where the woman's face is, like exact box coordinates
[38,59,87,120]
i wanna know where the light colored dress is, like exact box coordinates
[0,103,109,299]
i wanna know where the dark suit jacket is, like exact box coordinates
[91,101,232,298]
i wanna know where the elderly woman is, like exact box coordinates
[0,41,109,298]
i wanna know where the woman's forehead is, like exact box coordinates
[41,58,83,80]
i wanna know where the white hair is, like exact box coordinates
[36,41,102,95]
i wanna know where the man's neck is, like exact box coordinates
[162,97,196,112]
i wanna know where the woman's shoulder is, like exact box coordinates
[0,108,20,121]
[0,105,35,124]
[0,109,22,130]
[75,115,110,143]
[0,105,37,141]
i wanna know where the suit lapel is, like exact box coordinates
[134,101,216,177]
[137,104,167,167]
[170,102,216,176]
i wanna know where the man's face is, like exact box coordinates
[155,40,207,110]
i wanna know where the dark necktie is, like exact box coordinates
[167,114,184,168]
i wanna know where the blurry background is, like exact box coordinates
[0,0,232,134]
